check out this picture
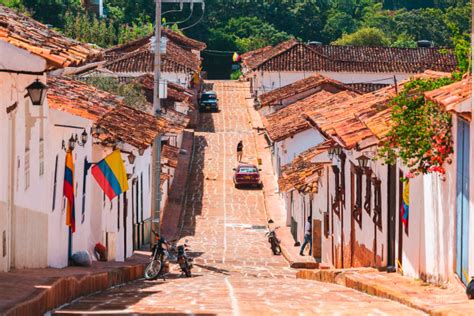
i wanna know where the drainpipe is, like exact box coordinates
[7,103,16,271]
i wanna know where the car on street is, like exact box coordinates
[233,164,262,189]
[199,90,219,112]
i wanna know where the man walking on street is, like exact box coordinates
[300,216,312,256]
[237,140,243,162]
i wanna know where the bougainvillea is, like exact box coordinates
[378,77,455,179]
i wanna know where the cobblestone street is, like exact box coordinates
[54,81,424,315]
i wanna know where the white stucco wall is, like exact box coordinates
[0,42,48,271]
[253,71,414,96]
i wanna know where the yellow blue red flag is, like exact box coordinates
[91,150,129,200]
[232,52,241,62]
[64,150,76,233]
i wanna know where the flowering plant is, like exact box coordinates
[378,77,455,178]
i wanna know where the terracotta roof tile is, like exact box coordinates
[47,76,117,121]
[160,172,171,189]
[425,75,472,118]
[278,141,333,193]
[104,35,200,74]
[305,71,452,149]
[161,144,179,168]
[162,28,206,51]
[263,90,359,142]
[258,74,359,108]
[242,41,457,74]
[94,105,183,150]
[0,5,100,69]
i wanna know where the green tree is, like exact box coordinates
[322,11,358,42]
[390,33,418,48]
[82,76,149,111]
[332,27,391,46]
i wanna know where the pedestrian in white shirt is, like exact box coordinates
[300,216,312,256]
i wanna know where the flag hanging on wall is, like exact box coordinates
[400,181,409,230]
[91,150,129,201]
[64,150,76,233]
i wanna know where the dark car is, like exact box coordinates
[233,164,263,189]
[199,91,219,112]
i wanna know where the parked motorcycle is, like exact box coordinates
[176,241,193,277]
[266,226,281,255]
[144,231,174,281]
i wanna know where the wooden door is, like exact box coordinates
[456,118,470,285]
[387,165,397,268]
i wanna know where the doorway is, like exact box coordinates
[387,164,397,268]
[456,118,470,285]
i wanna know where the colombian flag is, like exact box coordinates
[91,150,129,201]
[400,181,409,226]
[232,52,241,62]
[64,150,76,233]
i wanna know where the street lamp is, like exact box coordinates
[75,129,88,147]
[357,154,371,169]
[26,79,47,106]
[62,135,76,152]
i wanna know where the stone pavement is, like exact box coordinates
[297,268,474,315]
[244,86,320,269]
[0,253,148,315]
[53,81,424,315]
[161,129,195,241]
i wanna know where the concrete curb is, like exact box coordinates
[296,269,473,315]
[4,263,145,316]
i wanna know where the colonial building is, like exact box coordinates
[241,39,457,96]
[0,4,98,271]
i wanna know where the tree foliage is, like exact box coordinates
[332,27,391,46]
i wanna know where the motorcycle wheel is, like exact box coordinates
[144,259,162,280]
[185,266,192,278]
[271,241,282,255]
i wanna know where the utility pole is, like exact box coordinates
[152,0,162,240]
[151,0,205,243]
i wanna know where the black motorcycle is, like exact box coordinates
[177,242,193,278]
[144,231,174,280]
[266,226,281,255]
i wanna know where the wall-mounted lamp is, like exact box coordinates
[328,144,343,160]
[75,129,88,147]
[356,154,371,169]
[62,129,88,152]
[120,150,137,164]
[62,135,76,152]
[26,79,48,106]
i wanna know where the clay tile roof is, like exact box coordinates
[242,40,457,74]
[263,90,359,142]
[258,74,359,107]
[0,5,100,69]
[161,144,179,168]
[346,83,390,93]
[242,39,299,71]
[425,75,472,118]
[160,173,171,189]
[104,39,200,74]
[47,76,117,121]
[162,28,206,51]
[306,70,452,149]
[134,74,194,120]
[278,141,334,193]
[94,105,183,150]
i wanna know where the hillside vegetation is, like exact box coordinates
[2,0,470,78]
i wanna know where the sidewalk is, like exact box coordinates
[161,129,194,241]
[297,268,474,315]
[0,253,148,315]
[244,89,318,269]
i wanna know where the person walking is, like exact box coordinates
[237,140,243,162]
[300,216,312,256]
